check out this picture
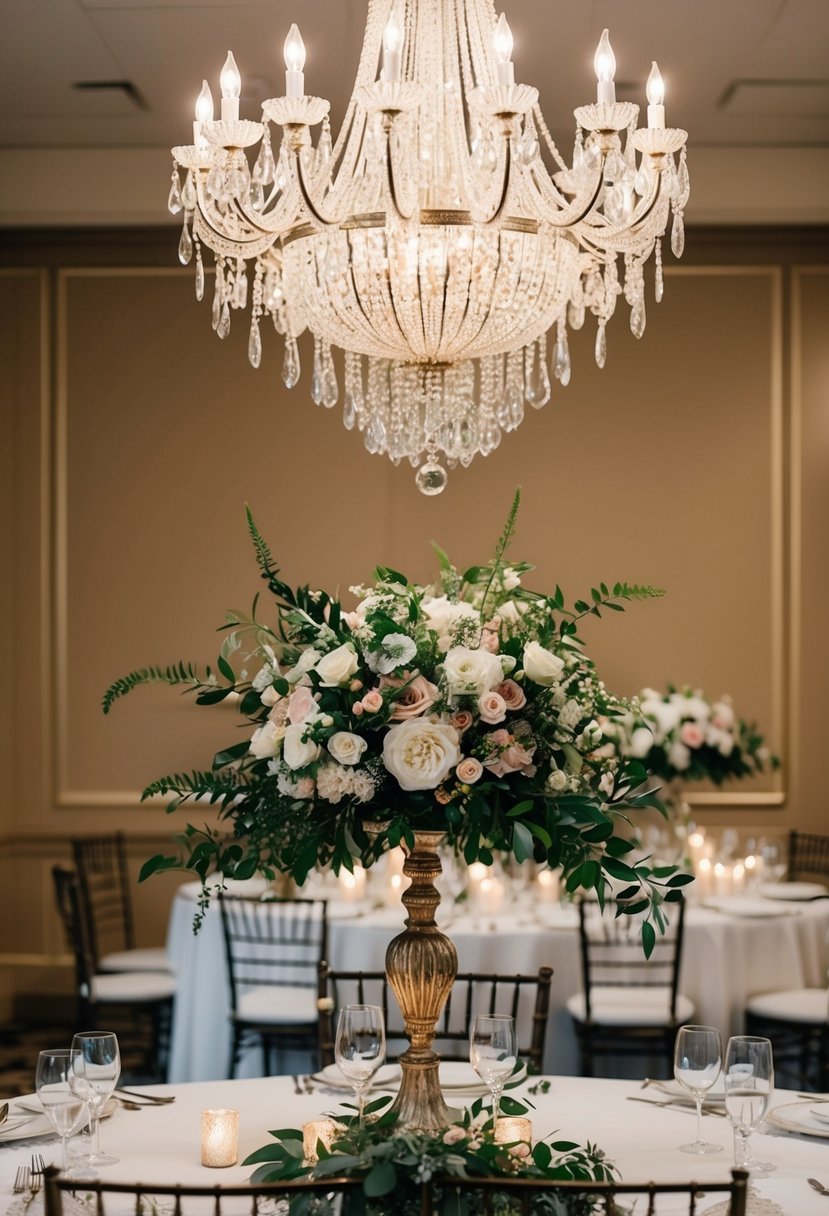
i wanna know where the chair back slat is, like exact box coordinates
[72,833,134,965]
[578,897,686,1020]
[219,896,328,1006]
[788,830,829,881]
[318,964,553,1071]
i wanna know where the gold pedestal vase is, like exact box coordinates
[384,829,458,1132]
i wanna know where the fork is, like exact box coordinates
[12,1166,30,1194]
[29,1153,46,1191]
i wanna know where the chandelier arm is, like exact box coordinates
[383,118,418,223]
[525,156,607,228]
[471,128,513,225]
[233,182,302,236]
[192,177,285,255]
[292,146,349,227]
[575,166,665,248]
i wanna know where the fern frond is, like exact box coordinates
[141,770,245,804]
[245,504,298,607]
[102,662,212,715]
[479,487,522,625]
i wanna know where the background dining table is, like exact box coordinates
[2,1073,829,1215]
[165,880,829,1084]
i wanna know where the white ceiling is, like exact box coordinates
[1,0,828,153]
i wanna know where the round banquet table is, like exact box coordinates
[2,1074,828,1215]
[164,881,829,1084]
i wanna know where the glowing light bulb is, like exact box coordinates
[382,3,404,84]
[493,13,515,86]
[283,23,306,97]
[646,60,665,128]
[594,29,616,104]
[193,79,213,146]
[219,51,241,122]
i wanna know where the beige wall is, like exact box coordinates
[0,228,827,1018]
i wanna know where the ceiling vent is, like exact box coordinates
[718,79,829,118]
[72,80,147,111]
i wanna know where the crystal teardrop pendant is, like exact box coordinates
[248,321,262,369]
[282,337,300,389]
[194,250,205,301]
[178,221,193,266]
[595,322,607,369]
[415,462,449,495]
[553,326,571,387]
[216,300,231,340]
[167,170,183,215]
[311,338,324,404]
[181,171,196,211]
[671,208,686,258]
[343,390,357,431]
[528,344,552,408]
[654,241,664,303]
[630,298,646,339]
[211,263,223,331]
[321,352,339,409]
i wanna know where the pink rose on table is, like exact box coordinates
[288,686,318,724]
[483,728,536,776]
[479,629,500,654]
[443,1126,466,1145]
[360,689,385,714]
[456,756,483,784]
[679,721,705,749]
[495,679,526,711]
[381,673,439,720]
[478,691,507,724]
[451,709,473,733]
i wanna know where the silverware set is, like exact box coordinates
[12,1153,46,1195]
[291,1075,315,1095]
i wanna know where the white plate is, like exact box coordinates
[0,1097,116,1144]
[767,1101,829,1138]
[651,1079,726,1106]
[439,1061,527,1092]
[761,882,828,901]
[703,898,797,919]
[810,1105,829,1126]
[310,1064,401,1090]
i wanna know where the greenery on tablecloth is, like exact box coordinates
[244,1091,615,1216]
[105,489,691,947]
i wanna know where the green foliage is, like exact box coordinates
[102,662,213,715]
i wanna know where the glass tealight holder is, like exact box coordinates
[302,1118,341,1163]
[494,1116,533,1145]
[201,1108,239,1167]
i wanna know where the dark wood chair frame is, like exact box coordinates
[317,963,553,1073]
[788,829,829,882]
[71,831,137,967]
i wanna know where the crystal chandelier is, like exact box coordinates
[169,0,688,494]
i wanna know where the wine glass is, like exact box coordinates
[334,1005,386,1128]
[35,1049,93,1179]
[724,1035,775,1176]
[673,1025,723,1154]
[69,1031,121,1166]
[470,1013,517,1128]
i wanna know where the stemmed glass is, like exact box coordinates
[334,1005,386,1128]
[724,1035,775,1176]
[69,1031,121,1166]
[35,1050,93,1179]
[673,1025,723,1154]
[470,1014,517,1128]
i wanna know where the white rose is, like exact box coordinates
[667,739,691,772]
[498,600,526,625]
[382,719,460,791]
[641,697,681,739]
[314,643,359,687]
[547,769,568,792]
[421,596,479,638]
[502,567,521,591]
[284,648,322,684]
[629,726,655,758]
[249,720,284,759]
[442,645,505,696]
[522,641,565,686]
[260,686,282,708]
[328,731,368,766]
[283,722,322,770]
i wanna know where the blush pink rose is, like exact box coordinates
[451,710,474,733]
[382,674,439,721]
[296,777,315,798]
[495,679,526,712]
[456,757,484,784]
[443,1126,467,1145]
[679,722,705,749]
[361,689,384,714]
[480,629,500,654]
[478,691,507,725]
[484,730,536,777]
[288,686,318,724]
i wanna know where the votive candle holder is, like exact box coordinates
[201,1108,239,1167]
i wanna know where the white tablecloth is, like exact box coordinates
[2,1074,828,1215]
[165,883,829,1083]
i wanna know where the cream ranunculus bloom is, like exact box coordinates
[522,641,565,686]
[282,722,322,770]
[442,645,505,696]
[327,730,368,766]
[382,719,460,791]
[249,720,284,759]
[314,642,359,687]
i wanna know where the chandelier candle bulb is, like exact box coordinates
[382,5,404,85]
[284,24,306,99]
[200,1109,239,1167]
[194,79,213,147]
[594,29,616,104]
[494,1116,533,1145]
[646,61,665,129]
[220,51,241,123]
[493,13,515,87]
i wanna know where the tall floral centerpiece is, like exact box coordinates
[106,491,688,1129]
